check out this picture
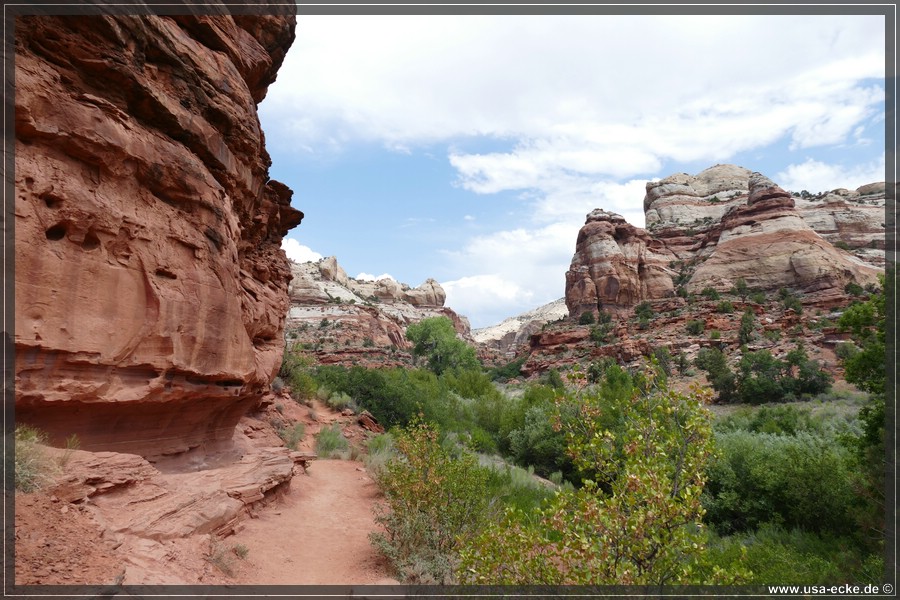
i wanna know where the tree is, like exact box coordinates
[732,278,749,301]
[738,308,755,346]
[459,377,742,585]
[406,317,479,375]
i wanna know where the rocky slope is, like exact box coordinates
[473,298,568,359]
[284,257,472,368]
[14,12,301,458]
[565,164,882,320]
[519,164,884,377]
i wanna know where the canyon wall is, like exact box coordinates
[14,12,302,458]
[565,164,883,319]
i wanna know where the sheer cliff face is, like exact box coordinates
[14,14,302,457]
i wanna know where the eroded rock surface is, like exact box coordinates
[285,257,471,368]
[564,165,883,319]
[15,13,301,457]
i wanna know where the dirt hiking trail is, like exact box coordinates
[225,397,398,585]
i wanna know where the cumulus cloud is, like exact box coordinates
[355,272,396,282]
[263,13,885,328]
[282,238,323,263]
[775,155,886,194]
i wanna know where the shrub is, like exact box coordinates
[578,311,596,325]
[731,278,749,301]
[459,384,735,585]
[370,420,493,584]
[364,433,397,477]
[277,423,306,450]
[695,347,737,403]
[703,431,856,536]
[490,356,526,382]
[834,240,851,251]
[701,287,721,300]
[710,329,721,340]
[716,301,734,314]
[686,319,705,335]
[844,281,864,297]
[738,309,756,346]
[634,301,654,320]
[315,423,350,458]
[749,291,767,304]
[15,425,51,492]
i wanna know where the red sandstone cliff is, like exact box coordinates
[14,13,302,458]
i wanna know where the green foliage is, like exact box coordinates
[710,329,721,340]
[277,423,306,450]
[406,317,479,375]
[315,423,350,458]
[737,348,832,404]
[716,300,734,314]
[731,278,749,301]
[578,311,596,325]
[779,288,803,314]
[15,425,51,492]
[370,420,493,584]
[634,301,654,320]
[701,286,721,300]
[703,430,856,536]
[749,291,767,304]
[686,319,706,335]
[490,356,526,381]
[695,347,737,403]
[652,346,672,377]
[844,281,864,296]
[459,383,732,585]
[834,240,851,251]
[707,526,883,585]
[738,309,755,345]
[279,346,318,400]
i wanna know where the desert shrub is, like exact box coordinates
[834,240,851,251]
[731,278,749,300]
[364,433,397,477]
[15,425,51,492]
[315,423,350,458]
[701,286,721,300]
[634,301,654,320]
[738,309,756,345]
[277,423,306,450]
[271,376,285,393]
[686,319,705,335]
[716,300,734,314]
[578,311,596,325]
[749,291,767,304]
[370,420,493,584]
[710,329,721,340]
[407,317,479,375]
[490,356,526,381]
[651,347,672,377]
[280,347,318,400]
[326,391,357,413]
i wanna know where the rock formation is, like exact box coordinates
[564,209,678,319]
[285,257,472,368]
[14,12,301,458]
[473,298,569,359]
[564,165,883,319]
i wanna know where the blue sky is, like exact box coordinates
[260,14,887,329]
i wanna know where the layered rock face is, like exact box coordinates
[564,209,678,318]
[285,257,472,367]
[564,165,883,318]
[14,13,301,458]
[687,173,881,296]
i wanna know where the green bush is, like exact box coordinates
[716,301,734,314]
[634,301,654,320]
[15,425,51,492]
[315,423,350,458]
[277,423,306,450]
[370,420,493,584]
[686,319,706,335]
[749,291,767,304]
[459,382,730,585]
[578,311,596,325]
[701,287,721,300]
[703,430,856,535]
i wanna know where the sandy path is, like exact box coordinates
[228,458,397,585]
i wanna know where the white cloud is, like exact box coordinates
[282,238,323,263]
[775,155,885,194]
[355,272,396,282]
[464,215,476,221]
[442,275,533,329]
